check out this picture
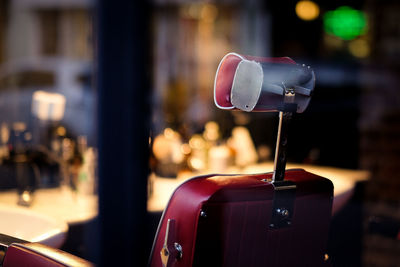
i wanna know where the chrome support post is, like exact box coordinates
[272,89,295,182]
[272,111,292,182]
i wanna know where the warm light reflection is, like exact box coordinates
[153,129,184,164]
[188,157,205,170]
[295,1,320,21]
[56,126,66,136]
[189,135,205,150]
[200,4,218,22]
[180,143,191,155]
[348,39,370,58]
[203,121,219,142]
[163,128,175,139]
[21,191,32,204]
[1,123,9,144]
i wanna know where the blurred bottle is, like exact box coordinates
[77,147,97,195]
[187,134,207,172]
[11,122,37,206]
[208,144,233,173]
[229,126,258,168]
[152,128,185,177]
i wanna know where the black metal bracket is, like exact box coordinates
[269,180,296,229]
[270,99,296,229]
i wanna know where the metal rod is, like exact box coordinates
[272,111,292,182]
[273,111,283,175]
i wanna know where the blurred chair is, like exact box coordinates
[0,233,93,267]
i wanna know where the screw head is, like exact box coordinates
[276,208,289,218]
[174,243,183,259]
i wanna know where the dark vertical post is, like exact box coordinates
[97,0,150,266]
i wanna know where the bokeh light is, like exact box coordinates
[324,6,367,40]
[296,1,320,21]
[348,39,370,58]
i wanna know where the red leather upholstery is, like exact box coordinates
[3,243,93,267]
[149,169,333,267]
[214,53,242,108]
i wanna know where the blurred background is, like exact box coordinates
[0,0,400,266]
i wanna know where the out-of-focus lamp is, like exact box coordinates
[32,91,66,121]
[324,6,367,40]
[296,1,320,21]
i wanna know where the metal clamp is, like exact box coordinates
[269,180,296,229]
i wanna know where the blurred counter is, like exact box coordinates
[0,187,98,225]
[147,162,370,214]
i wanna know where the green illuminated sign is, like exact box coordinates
[323,6,367,40]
